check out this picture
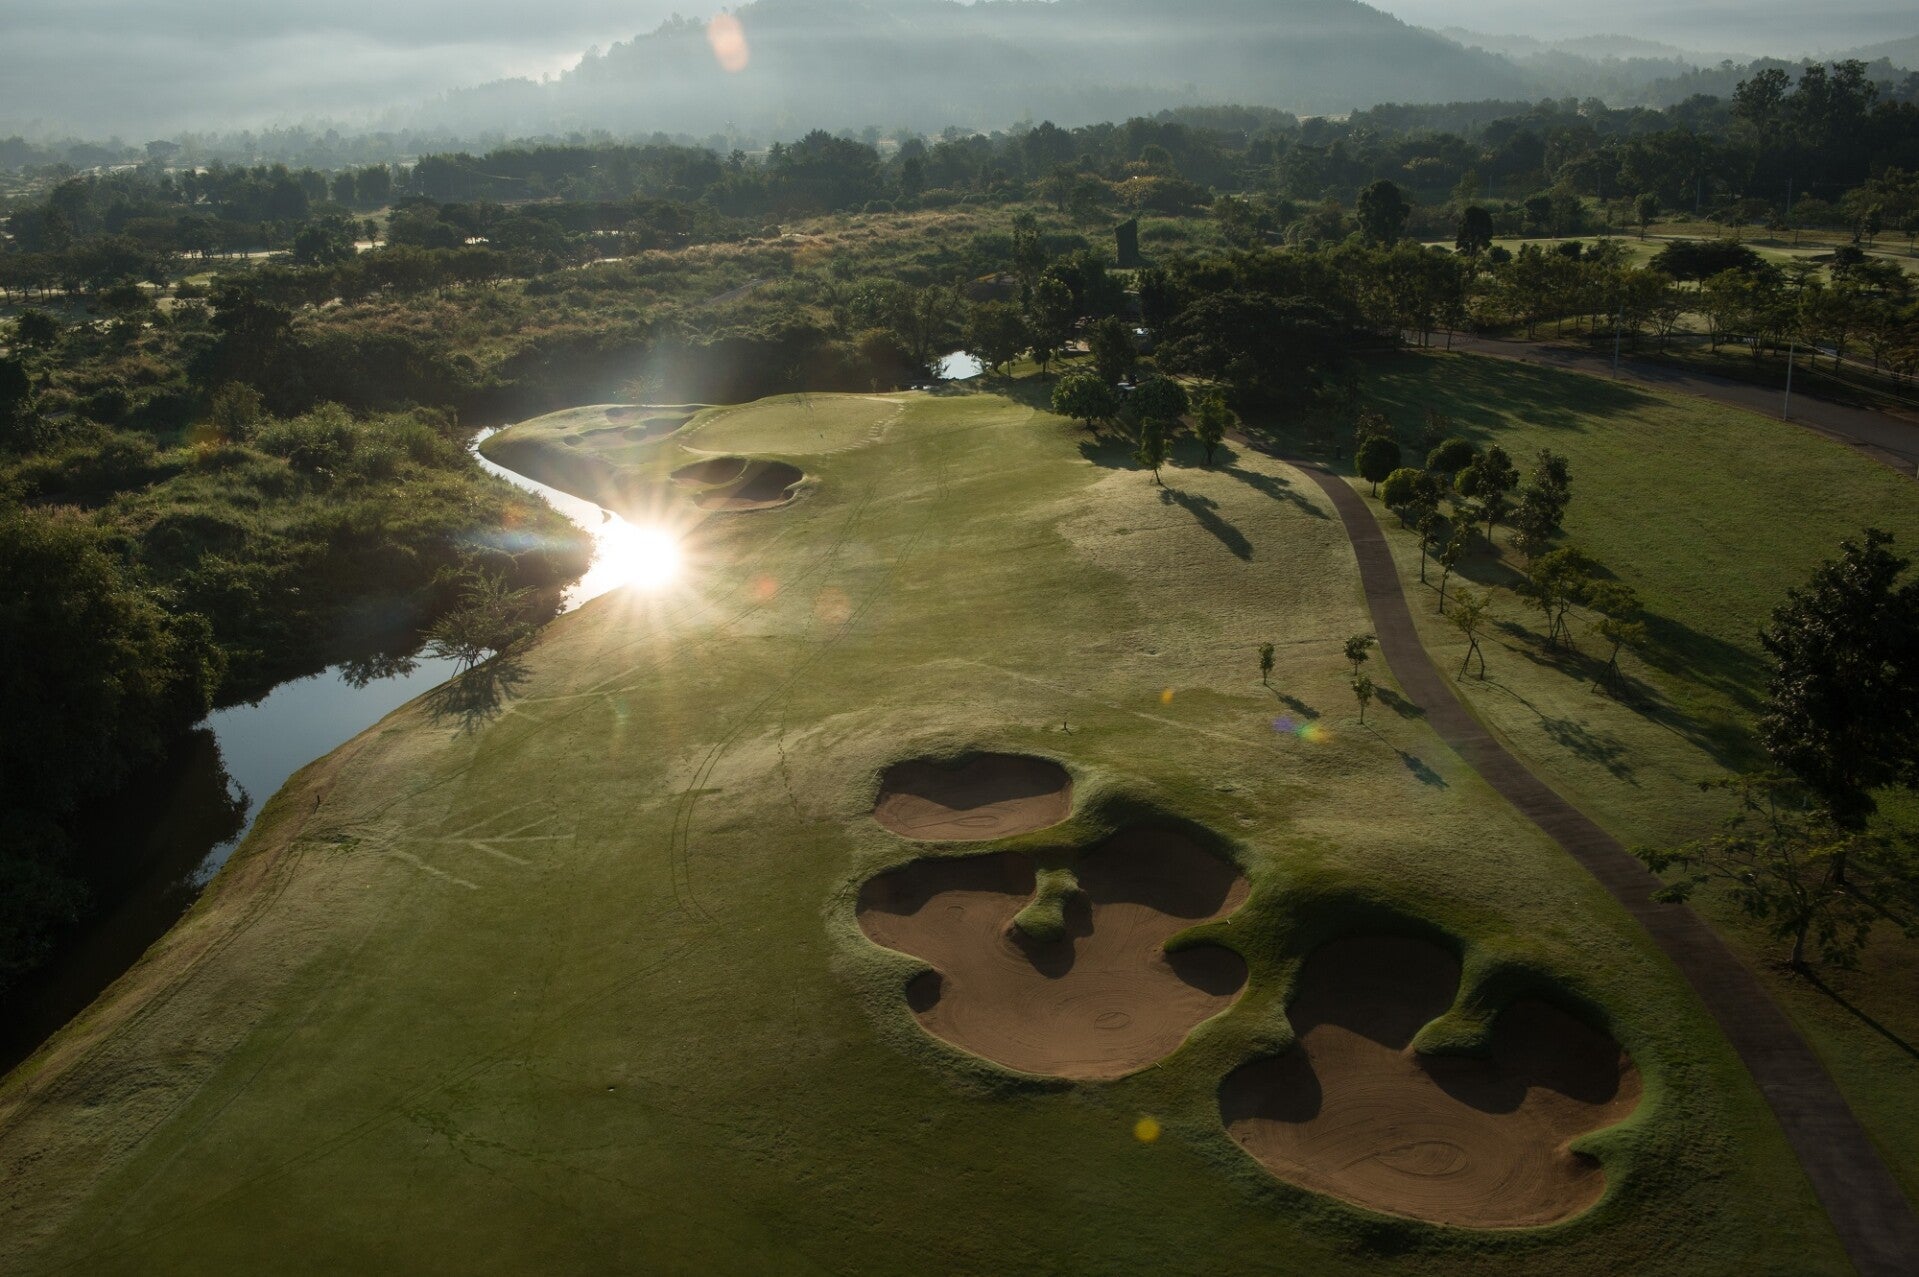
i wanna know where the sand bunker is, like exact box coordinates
[676,459,805,512]
[1219,936,1640,1229]
[672,457,748,487]
[873,754,1072,842]
[857,828,1250,1079]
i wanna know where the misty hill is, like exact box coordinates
[408,0,1533,137]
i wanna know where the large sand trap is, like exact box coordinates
[872,754,1072,842]
[1219,936,1640,1229]
[856,829,1251,1079]
[681,459,805,512]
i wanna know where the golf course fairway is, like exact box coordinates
[0,377,1884,1274]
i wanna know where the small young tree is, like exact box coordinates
[1343,632,1376,677]
[423,571,537,671]
[1258,642,1276,686]
[1456,444,1519,539]
[1355,435,1403,495]
[1585,580,1646,696]
[1133,418,1170,483]
[1027,275,1076,378]
[1415,506,1444,584]
[1634,192,1660,240]
[1437,523,1473,612]
[207,382,266,442]
[1052,370,1120,430]
[1379,467,1426,519]
[1353,672,1376,723]
[1193,388,1234,465]
[1449,588,1490,677]
[1525,546,1593,650]
[1636,775,1919,970]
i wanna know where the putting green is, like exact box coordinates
[681,393,902,455]
[0,388,1843,1274]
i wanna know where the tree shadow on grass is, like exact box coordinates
[1266,689,1320,720]
[1220,458,1329,519]
[426,653,530,736]
[1538,716,1638,782]
[1396,748,1449,787]
[1802,969,1919,1063]
[1375,686,1425,719]
[1159,486,1252,560]
[1359,352,1661,444]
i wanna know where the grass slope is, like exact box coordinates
[0,386,1844,1273]
[1342,351,1919,1203]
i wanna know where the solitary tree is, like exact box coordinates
[1259,642,1276,686]
[1526,546,1593,650]
[1415,506,1444,584]
[11,309,59,352]
[1353,672,1376,724]
[1131,376,1190,437]
[1635,193,1660,240]
[1355,435,1403,495]
[1052,370,1119,430]
[1457,444,1519,538]
[1343,632,1376,677]
[423,571,537,671]
[1027,275,1076,378]
[1455,206,1494,257]
[1134,418,1170,484]
[1449,588,1490,677]
[1636,775,1919,970]
[1758,528,1919,834]
[1193,389,1234,465]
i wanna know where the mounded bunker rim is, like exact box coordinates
[856,826,1251,1080]
[872,753,1073,842]
[1219,934,1642,1230]
[691,460,807,512]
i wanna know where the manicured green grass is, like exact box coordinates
[1336,351,1919,1202]
[0,386,1846,1273]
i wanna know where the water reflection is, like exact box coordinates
[0,431,615,1072]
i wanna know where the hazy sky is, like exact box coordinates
[1,1,1914,139]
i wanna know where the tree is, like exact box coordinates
[1380,467,1435,521]
[963,301,1030,377]
[1259,642,1276,686]
[1353,673,1376,724]
[1343,632,1376,677]
[1456,444,1519,538]
[1133,418,1170,484]
[1026,275,1076,378]
[1355,436,1402,495]
[1512,449,1572,558]
[1758,529,1919,832]
[1635,192,1660,240]
[1449,588,1490,677]
[1356,179,1411,246]
[1415,506,1444,585]
[1086,314,1137,385]
[1426,436,1476,478]
[11,309,59,352]
[1193,389,1233,465]
[1455,206,1494,257]
[1437,524,1473,612]
[423,571,538,671]
[1637,775,1919,970]
[1052,370,1119,430]
[1585,580,1646,697]
[1131,376,1190,436]
[207,382,266,442]
[1525,546,1593,650]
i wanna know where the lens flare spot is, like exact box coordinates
[1134,1116,1162,1143]
[598,522,682,592]
[707,14,750,73]
[753,575,779,601]
[1160,688,1175,705]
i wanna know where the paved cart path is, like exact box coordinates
[1267,444,1919,1276]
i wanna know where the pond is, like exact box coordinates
[0,432,621,1071]
[937,350,984,380]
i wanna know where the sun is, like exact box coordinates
[599,520,683,592]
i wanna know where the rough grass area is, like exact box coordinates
[0,388,1845,1273]
[1343,351,1919,1204]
